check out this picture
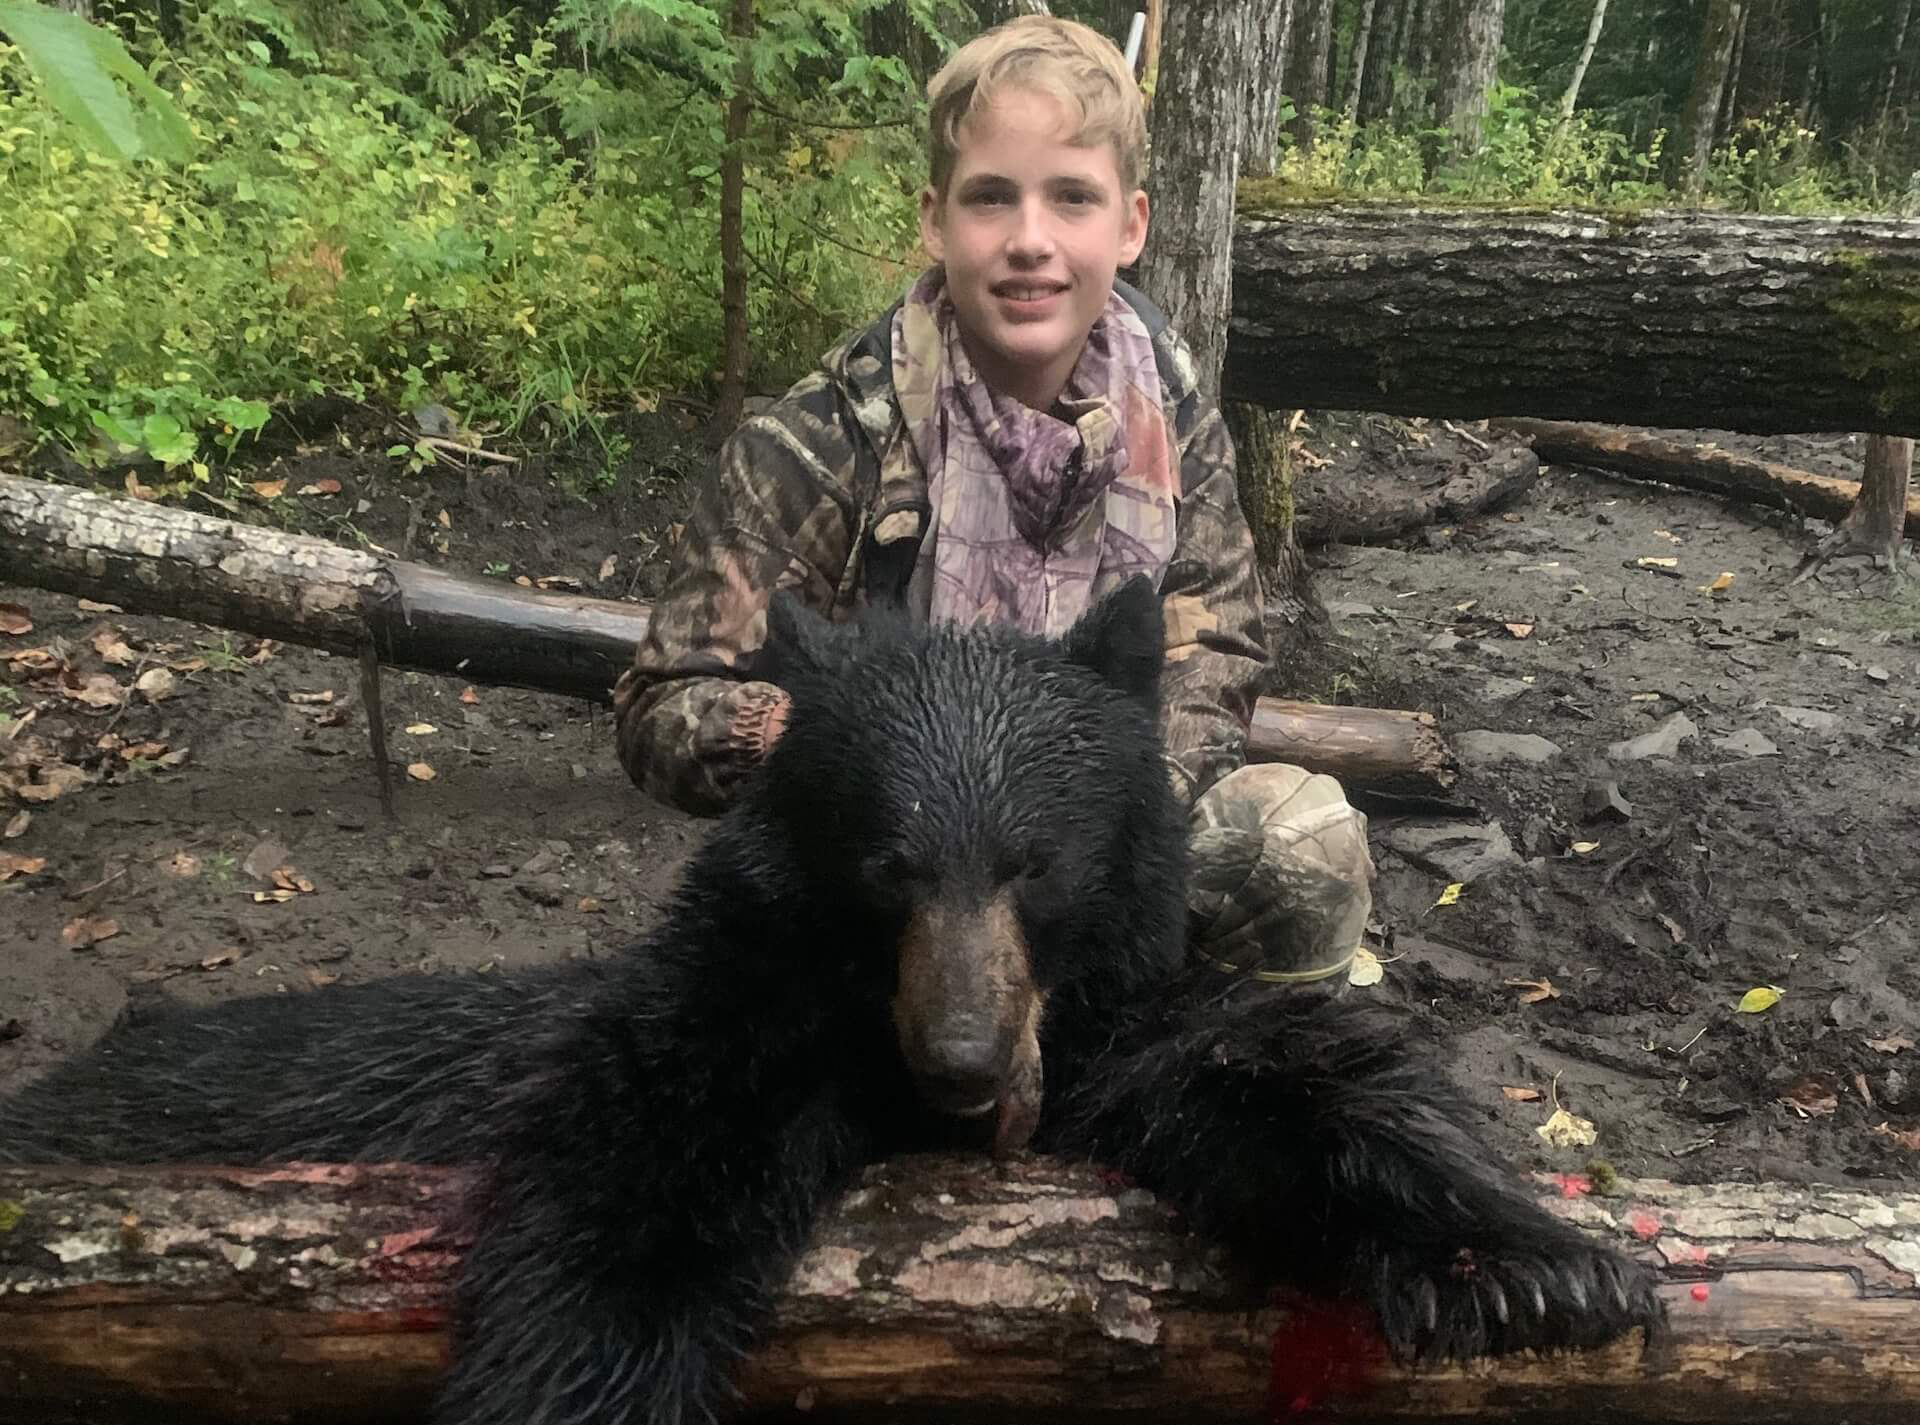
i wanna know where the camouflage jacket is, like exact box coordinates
[612,280,1269,816]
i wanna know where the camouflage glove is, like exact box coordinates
[1186,763,1376,983]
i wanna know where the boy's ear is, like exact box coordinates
[918,185,946,262]
[1118,188,1150,267]
[1062,575,1164,703]
[760,590,851,684]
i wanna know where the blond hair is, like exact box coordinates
[926,15,1147,196]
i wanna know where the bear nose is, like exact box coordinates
[919,1036,1003,1116]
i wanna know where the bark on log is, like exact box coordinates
[1252,699,1456,794]
[0,475,1450,789]
[1490,418,1920,535]
[1,1159,1916,1424]
[1224,206,1920,434]
[1293,442,1540,545]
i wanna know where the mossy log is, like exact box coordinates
[1,1159,1916,1423]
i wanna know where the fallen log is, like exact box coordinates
[1226,204,1920,435]
[0,1158,1915,1424]
[1293,442,1539,546]
[1489,419,1920,535]
[1252,698,1455,794]
[0,474,1455,793]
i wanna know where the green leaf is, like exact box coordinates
[1735,986,1783,1014]
[0,0,194,163]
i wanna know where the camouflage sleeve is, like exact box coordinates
[1157,393,1270,808]
[611,374,860,816]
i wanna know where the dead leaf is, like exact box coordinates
[0,602,32,636]
[1871,1123,1920,1151]
[4,810,29,839]
[246,640,278,665]
[1697,572,1735,595]
[1778,1075,1838,1118]
[1855,1072,1875,1107]
[91,629,137,665]
[1569,840,1600,854]
[1502,1086,1543,1102]
[407,761,436,782]
[1867,1034,1915,1055]
[1433,882,1464,908]
[199,952,235,970]
[1347,945,1385,987]
[1504,622,1535,639]
[119,741,170,761]
[156,747,191,769]
[8,646,62,672]
[296,479,342,496]
[535,575,586,592]
[270,866,316,894]
[460,687,480,705]
[62,916,121,950]
[166,852,201,878]
[253,888,298,903]
[168,656,209,674]
[1537,1106,1598,1149]
[1656,912,1687,944]
[437,509,452,529]
[305,968,341,988]
[1505,977,1560,1004]
[1736,986,1783,1014]
[134,667,177,703]
[250,479,286,499]
[513,575,533,587]
[598,554,618,582]
[18,763,90,802]
[1500,512,1523,523]
[287,690,335,705]
[75,599,122,614]
[577,896,603,914]
[124,471,158,500]
[1453,599,1478,614]
[0,852,47,881]
[59,671,125,709]
[405,722,437,735]
[1652,529,1682,544]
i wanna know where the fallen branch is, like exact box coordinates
[0,475,1456,791]
[0,1159,1915,1423]
[1491,419,1920,535]
[1294,444,1539,545]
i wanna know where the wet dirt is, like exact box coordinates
[2,411,1916,1194]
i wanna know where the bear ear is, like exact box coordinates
[1061,575,1164,702]
[760,589,850,683]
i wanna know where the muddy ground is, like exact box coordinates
[2,409,1916,1195]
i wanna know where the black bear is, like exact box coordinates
[0,578,1660,1424]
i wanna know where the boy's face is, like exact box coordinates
[919,87,1149,410]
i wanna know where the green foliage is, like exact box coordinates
[0,0,938,465]
[0,0,193,162]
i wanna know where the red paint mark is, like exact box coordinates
[1675,1242,1710,1266]
[1629,1211,1662,1241]
[1268,1300,1387,1418]
[1690,1284,1711,1303]
[376,1227,442,1257]
[1551,1173,1593,1198]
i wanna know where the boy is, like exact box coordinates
[613,15,1373,981]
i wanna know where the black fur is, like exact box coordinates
[0,578,1661,1422]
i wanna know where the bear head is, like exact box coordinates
[754,576,1188,1154]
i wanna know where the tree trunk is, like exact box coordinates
[1675,0,1744,195]
[971,0,1050,27]
[0,476,1440,786]
[1133,0,1260,402]
[1490,420,1920,536]
[1558,0,1611,121]
[1887,0,1915,123]
[1786,434,1916,582]
[1344,0,1380,117]
[3,1162,1917,1425]
[1359,0,1407,123]
[709,0,755,443]
[1224,204,1920,435]
[1717,4,1749,138]
[1223,401,1324,631]
[1239,0,1295,179]
[1283,0,1334,148]
[1429,0,1506,153]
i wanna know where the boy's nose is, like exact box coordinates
[1007,199,1056,259]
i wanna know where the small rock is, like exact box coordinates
[1479,676,1535,702]
[1772,705,1843,734]
[1713,728,1779,758]
[1684,1094,1748,1123]
[518,876,566,908]
[1381,820,1520,884]
[1867,665,1891,683]
[1426,632,1463,653]
[1582,779,1634,822]
[521,848,560,877]
[242,839,292,883]
[480,863,515,879]
[1606,711,1697,762]
[1455,730,1563,767]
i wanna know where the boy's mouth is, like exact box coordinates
[991,279,1069,312]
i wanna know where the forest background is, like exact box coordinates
[0,0,1912,480]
